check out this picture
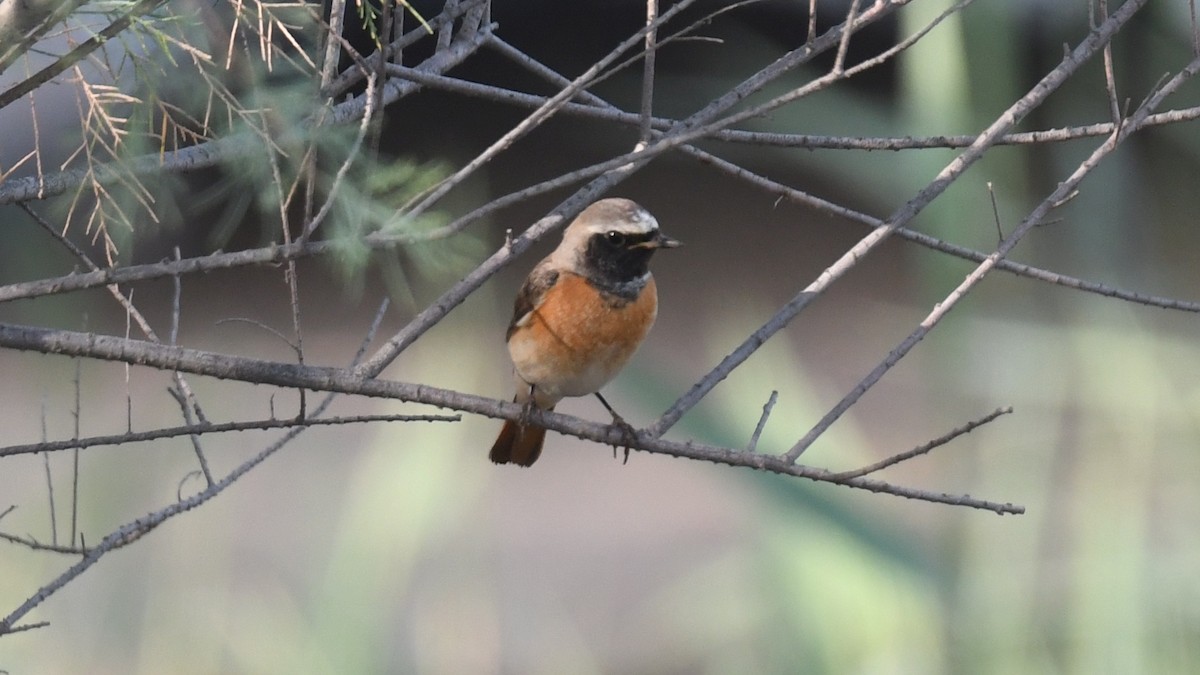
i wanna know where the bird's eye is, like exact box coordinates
[605,231,626,246]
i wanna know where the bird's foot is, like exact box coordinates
[608,413,639,465]
[518,398,537,424]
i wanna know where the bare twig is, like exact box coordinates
[168,248,214,485]
[828,407,1013,480]
[1191,0,1199,57]
[685,146,1200,313]
[70,358,80,547]
[987,182,1004,241]
[166,386,215,488]
[1098,0,1122,125]
[40,402,56,545]
[746,390,779,453]
[0,530,89,555]
[833,0,861,74]
[319,0,349,89]
[0,621,48,635]
[638,0,659,146]
[302,71,379,239]
[806,0,818,45]
[0,413,460,459]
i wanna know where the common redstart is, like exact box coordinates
[489,198,681,466]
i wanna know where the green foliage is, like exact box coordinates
[354,0,433,45]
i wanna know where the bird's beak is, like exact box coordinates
[633,232,682,249]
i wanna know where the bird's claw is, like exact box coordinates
[608,414,638,464]
[518,398,537,426]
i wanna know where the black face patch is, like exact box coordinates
[581,230,658,295]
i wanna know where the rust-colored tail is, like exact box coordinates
[489,418,549,467]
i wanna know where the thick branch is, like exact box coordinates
[0,321,1021,515]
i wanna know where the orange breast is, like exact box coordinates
[508,272,658,402]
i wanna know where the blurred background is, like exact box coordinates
[2,0,1200,672]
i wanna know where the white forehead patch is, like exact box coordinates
[584,206,658,235]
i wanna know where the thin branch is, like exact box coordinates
[638,0,659,146]
[423,41,1200,153]
[0,530,88,555]
[828,407,1013,480]
[987,182,1005,241]
[168,248,214,485]
[1191,0,1199,57]
[354,297,391,366]
[214,318,299,356]
[833,0,861,74]
[167,386,215,488]
[1099,0,1122,125]
[0,621,48,635]
[169,249,182,346]
[40,401,56,545]
[303,71,378,239]
[0,413,460,459]
[806,0,818,45]
[319,0,349,89]
[746,390,778,453]
[685,145,1200,313]
[69,359,80,548]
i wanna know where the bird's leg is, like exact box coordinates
[594,392,637,464]
[518,383,538,425]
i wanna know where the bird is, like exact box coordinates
[489,198,681,467]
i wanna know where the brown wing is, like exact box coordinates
[506,263,559,341]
